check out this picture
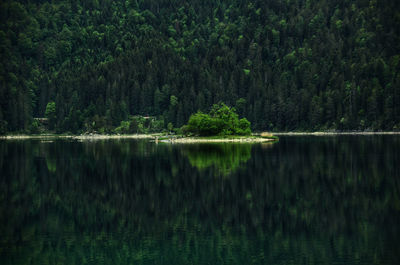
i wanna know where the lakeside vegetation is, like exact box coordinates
[2,102,278,142]
[183,102,251,136]
[0,0,399,135]
[4,101,282,143]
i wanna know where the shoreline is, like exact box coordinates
[159,137,275,144]
[0,133,276,143]
[0,134,156,140]
[1,131,399,141]
[271,131,400,136]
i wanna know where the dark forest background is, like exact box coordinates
[0,0,399,133]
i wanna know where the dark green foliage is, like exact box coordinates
[0,0,399,133]
[44,102,56,130]
[0,120,7,135]
[29,120,40,134]
[114,116,164,134]
[186,103,251,136]
[114,121,131,134]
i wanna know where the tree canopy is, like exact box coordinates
[0,0,399,133]
[185,103,251,136]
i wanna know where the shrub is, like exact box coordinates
[184,102,252,136]
[114,121,130,134]
[29,120,40,134]
[237,118,251,135]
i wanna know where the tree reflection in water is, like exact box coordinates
[182,143,253,176]
[0,136,399,264]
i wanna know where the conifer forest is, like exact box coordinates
[0,0,399,133]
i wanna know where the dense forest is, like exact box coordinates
[0,0,399,133]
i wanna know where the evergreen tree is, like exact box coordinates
[0,0,398,133]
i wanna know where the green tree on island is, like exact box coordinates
[183,103,251,136]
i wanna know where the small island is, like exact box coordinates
[160,102,278,143]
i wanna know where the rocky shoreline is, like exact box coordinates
[3,131,397,141]
[0,134,155,140]
[159,137,275,143]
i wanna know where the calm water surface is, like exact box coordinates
[0,136,399,264]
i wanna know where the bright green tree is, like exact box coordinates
[185,102,251,136]
[45,102,56,130]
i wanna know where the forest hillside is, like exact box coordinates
[0,0,399,133]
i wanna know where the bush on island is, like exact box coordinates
[184,102,251,136]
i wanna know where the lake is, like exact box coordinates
[0,136,399,264]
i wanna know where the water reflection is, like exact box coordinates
[182,143,253,176]
[0,136,399,264]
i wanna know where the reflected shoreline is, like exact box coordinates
[0,136,399,264]
[182,143,254,176]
